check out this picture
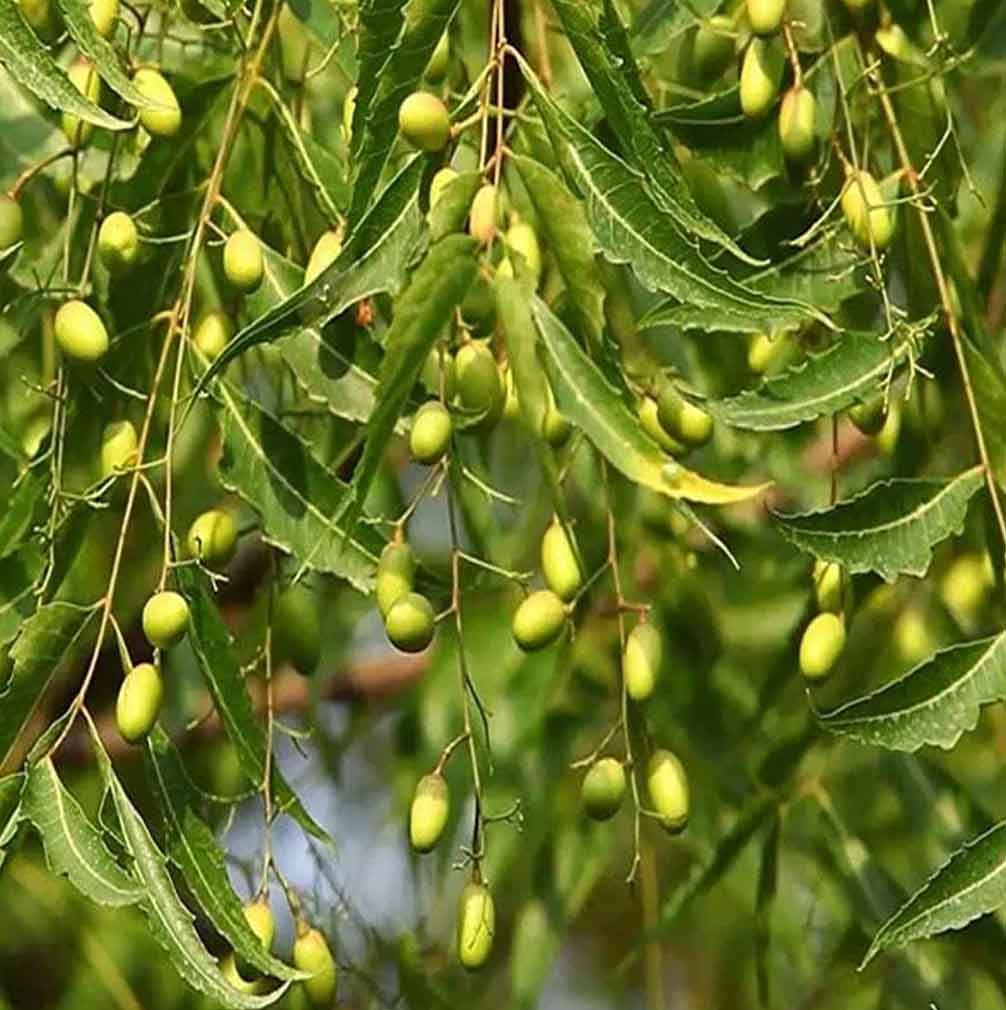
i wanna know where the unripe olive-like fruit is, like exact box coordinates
[841,170,894,252]
[540,518,582,602]
[503,221,542,282]
[142,590,190,649]
[624,621,662,702]
[421,346,457,398]
[220,952,267,994]
[647,749,689,833]
[98,211,139,274]
[89,0,118,36]
[272,584,321,675]
[293,927,337,1007]
[134,67,182,138]
[748,332,779,374]
[779,86,817,162]
[100,420,137,478]
[893,607,934,665]
[116,662,163,744]
[398,92,450,152]
[244,899,275,951]
[740,38,784,119]
[544,401,571,447]
[425,32,450,82]
[376,541,415,618]
[456,341,504,427]
[304,229,342,284]
[940,552,993,626]
[692,16,734,81]
[0,195,23,250]
[875,402,901,456]
[469,184,499,244]
[581,757,626,821]
[638,396,685,455]
[410,400,452,465]
[812,560,846,614]
[747,0,786,35]
[409,772,449,853]
[223,230,264,293]
[657,387,713,448]
[429,167,458,211]
[55,300,109,362]
[849,395,887,435]
[799,612,845,680]
[457,881,495,971]
[62,61,101,148]
[512,589,566,652]
[187,508,238,567]
[875,24,911,61]
[385,592,435,653]
[193,309,232,361]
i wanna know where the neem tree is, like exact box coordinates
[1,0,1005,1005]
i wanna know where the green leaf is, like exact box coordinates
[144,729,305,982]
[0,469,43,560]
[23,757,144,907]
[531,296,770,505]
[774,468,985,581]
[861,821,1006,968]
[755,810,781,1008]
[0,546,43,649]
[819,633,1006,752]
[427,170,482,242]
[0,0,130,130]
[352,0,408,160]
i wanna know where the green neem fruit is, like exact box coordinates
[512,589,567,652]
[747,0,786,35]
[468,184,499,244]
[841,170,893,251]
[748,332,779,374]
[779,86,817,162]
[342,85,357,144]
[457,881,495,971]
[456,341,504,427]
[503,221,542,282]
[940,551,993,627]
[425,32,450,82]
[385,592,435,653]
[220,952,266,994]
[409,772,449,853]
[187,508,238,567]
[541,518,582,602]
[89,0,118,36]
[543,400,571,447]
[98,211,139,274]
[848,395,887,435]
[624,621,662,702]
[638,396,685,455]
[429,167,458,212]
[657,387,713,448]
[0,195,23,251]
[55,300,109,362]
[142,590,190,649]
[62,61,101,148]
[799,612,845,680]
[410,400,452,465]
[893,607,934,665]
[739,38,784,119]
[244,899,275,951]
[272,584,321,675]
[421,346,456,399]
[192,309,233,361]
[376,541,415,618]
[398,91,450,152]
[100,420,137,478]
[293,927,337,1007]
[116,662,163,744]
[875,24,912,61]
[277,4,311,82]
[812,560,847,615]
[304,229,342,284]
[134,67,182,138]
[223,230,264,293]
[692,16,734,81]
[875,402,900,456]
[647,748,689,833]
[581,757,625,821]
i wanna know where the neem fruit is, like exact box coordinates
[410,400,452,465]
[657,386,713,448]
[100,420,138,478]
[812,560,847,614]
[272,583,321,675]
[0,195,23,250]
[503,221,542,282]
[385,592,435,653]
[841,170,894,251]
[747,0,786,35]
[624,621,662,702]
[581,757,626,821]
[376,541,415,618]
[89,0,118,37]
[142,590,190,649]
[457,880,495,970]
[187,508,238,567]
[468,184,499,244]
[429,167,459,212]
[647,748,690,833]
[779,86,817,162]
[693,16,734,80]
[192,309,233,361]
[223,229,264,293]
[849,395,887,435]
[293,927,337,1007]
[740,38,784,119]
[540,517,582,602]
[409,772,449,853]
[456,341,504,427]
[116,662,163,743]
[425,32,450,82]
[398,92,451,152]
[512,589,567,652]
[98,211,139,274]
[799,612,845,680]
[55,300,109,362]
[134,67,182,138]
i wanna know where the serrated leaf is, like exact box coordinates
[23,757,144,906]
[0,0,129,130]
[820,633,1006,752]
[144,729,304,982]
[774,468,985,581]
[531,296,769,505]
[0,469,43,560]
[351,0,407,160]
[861,821,1006,967]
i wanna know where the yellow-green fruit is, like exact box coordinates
[116,662,163,744]
[398,91,451,152]
[277,4,312,82]
[0,195,23,251]
[220,952,267,995]
[187,508,238,567]
[409,772,449,853]
[940,552,994,627]
[849,395,887,435]
[581,757,625,821]
[62,61,101,148]
[638,396,685,455]
[799,612,845,680]
[429,167,458,211]
[223,230,264,293]
[134,67,182,138]
[55,300,109,362]
[304,229,342,284]
[503,221,542,282]
[624,621,662,702]
[892,608,934,666]
[457,881,495,971]
[456,341,504,427]
[244,899,276,952]
[779,86,817,162]
[748,332,780,374]
[657,388,713,448]
[89,0,118,36]
[875,24,912,60]
[540,518,582,602]
[385,592,435,653]
[410,400,452,465]
[421,346,456,398]
[875,402,901,456]
[425,32,450,82]
[342,85,357,144]
[100,420,137,477]
[841,170,894,251]
[376,541,415,618]
[812,560,847,614]
[543,400,571,447]
[647,749,689,833]
[468,184,498,244]
[193,310,232,361]
[293,927,337,1007]
[512,589,567,652]
[747,0,786,35]
[98,211,139,274]
[740,38,784,119]
[272,584,321,675]
[142,590,190,649]
[693,16,734,80]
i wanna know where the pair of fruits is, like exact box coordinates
[376,541,435,653]
[799,560,849,680]
[581,749,689,832]
[639,383,714,455]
